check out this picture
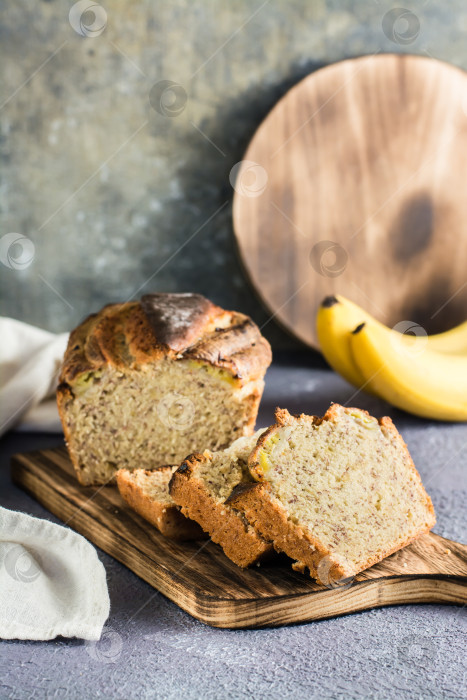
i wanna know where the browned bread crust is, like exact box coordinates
[116,467,205,541]
[169,453,273,567]
[58,293,272,387]
[229,479,435,583]
[57,293,272,486]
[229,404,436,584]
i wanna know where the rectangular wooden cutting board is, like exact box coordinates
[11,447,467,629]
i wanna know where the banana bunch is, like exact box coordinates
[316,295,467,421]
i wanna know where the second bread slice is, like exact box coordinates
[169,433,273,567]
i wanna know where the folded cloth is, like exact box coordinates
[0,506,110,641]
[0,317,69,437]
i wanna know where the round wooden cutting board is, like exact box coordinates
[233,54,467,350]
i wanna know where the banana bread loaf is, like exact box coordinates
[57,293,272,485]
[228,405,435,585]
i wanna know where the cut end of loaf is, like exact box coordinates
[58,359,263,486]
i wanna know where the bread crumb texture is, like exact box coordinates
[62,359,261,485]
[120,466,177,505]
[195,432,263,503]
[249,404,435,575]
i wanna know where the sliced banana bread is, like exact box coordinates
[57,293,272,485]
[116,467,205,540]
[228,405,435,584]
[169,432,273,567]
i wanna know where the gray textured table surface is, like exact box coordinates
[1,357,466,700]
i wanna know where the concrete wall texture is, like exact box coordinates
[1,0,466,348]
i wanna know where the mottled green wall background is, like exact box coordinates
[1,0,465,347]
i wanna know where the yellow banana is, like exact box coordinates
[316,295,427,391]
[349,321,467,421]
[316,296,467,385]
[316,295,372,389]
[427,319,467,353]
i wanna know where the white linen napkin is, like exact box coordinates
[0,317,69,436]
[1,319,110,641]
[0,506,110,640]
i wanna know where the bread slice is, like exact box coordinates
[57,293,271,485]
[169,433,273,567]
[227,405,436,585]
[116,467,205,540]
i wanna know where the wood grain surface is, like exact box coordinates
[233,54,467,350]
[11,446,467,629]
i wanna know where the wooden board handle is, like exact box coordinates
[358,531,467,583]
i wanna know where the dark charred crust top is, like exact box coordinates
[141,293,214,353]
[58,293,272,388]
